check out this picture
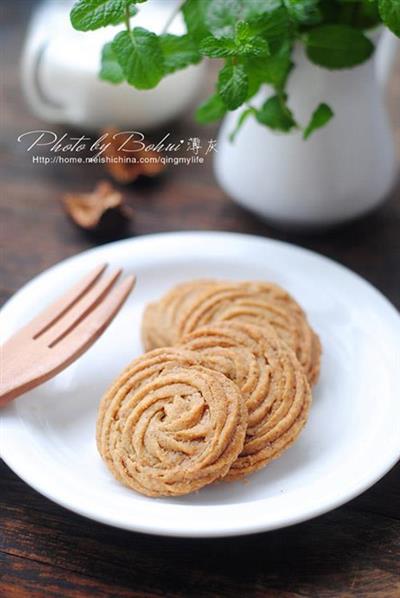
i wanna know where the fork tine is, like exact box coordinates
[31,264,107,338]
[43,269,123,347]
[0,274,135,406]
[53,275,136,360]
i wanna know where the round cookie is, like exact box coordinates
[179,281,321,386]
[141,301,167,351]
[179,322,312,480]
[141,280,321,385]
[97,347,198,438]
[96,347,248,497]
[141,280,219,351]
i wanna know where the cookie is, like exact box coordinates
[142,280,321,385]
[96,347,198,438]
[96,348,248,496]
[141,280,219,351]
[179,322,312,480]
[141,301,167,350]
[179,281,321,386]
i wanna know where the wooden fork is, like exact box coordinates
[0,264,135,406]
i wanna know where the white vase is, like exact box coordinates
[214,32,399,229]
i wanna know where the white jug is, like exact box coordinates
[21,0,205,131]
[214,31,399,229]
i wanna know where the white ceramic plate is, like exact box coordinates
[1,232,400,537]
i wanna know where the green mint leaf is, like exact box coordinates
[283,0,321,25]
[99,42,125,83]
[229,107,256,141]
[206,0,284,37]
[243,40,293,98]
[306,25,374,69]
[379,0,400,37]
[243,61,263,99]
[235,19,252,41]
[200,35,237,57]
[200,22,269,58]
[235,21,270,56]
[205,1,290,45]
[112,28,164,89]
[246,5,291,44]
[159,34,200,73]
[243,0,282,20]
[217,63,249,110]
[261,42,293,89]
[70,0,137,32]
[256,94,297,132]
[240,35,269,56]
[205,0,242,39]
[303,103,334,139]
[316,2,380,30]
[195,93,227,123]
[344,1,381,30]
[182,0,212,43]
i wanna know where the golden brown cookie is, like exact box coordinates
[141,280,321,385]
[96,348,248,496]
[179,281,321,386]
[141,301,167,350]
[141,280,219,351]
[179,322,312,480]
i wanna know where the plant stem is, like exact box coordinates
[161,0,184,35]
[125,4,134,43]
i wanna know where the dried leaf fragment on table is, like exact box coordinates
[101,127,166,184]
[63,181,132,236]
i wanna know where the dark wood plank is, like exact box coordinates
[1,552,154,598]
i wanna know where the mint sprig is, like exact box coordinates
[71,0,140,31]
[112,28,164,89]
[243,40,293,99]
[200,22,269,58]
[70,0,400,140]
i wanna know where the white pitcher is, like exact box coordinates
[21,0,205,131]
[214,31,399,229]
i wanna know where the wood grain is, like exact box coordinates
[1,2,399,596]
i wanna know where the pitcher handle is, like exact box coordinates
[20,1,67,123]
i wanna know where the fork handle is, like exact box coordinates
[0,338,47,406]
[0,351,28,406]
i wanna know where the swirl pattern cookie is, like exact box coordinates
[96,348,248,496]
[141,280,219,351]
[142,280,321,385]
[208,284,321,386]
[180,322,312,480]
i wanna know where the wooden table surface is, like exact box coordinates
[1,3,400,596]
